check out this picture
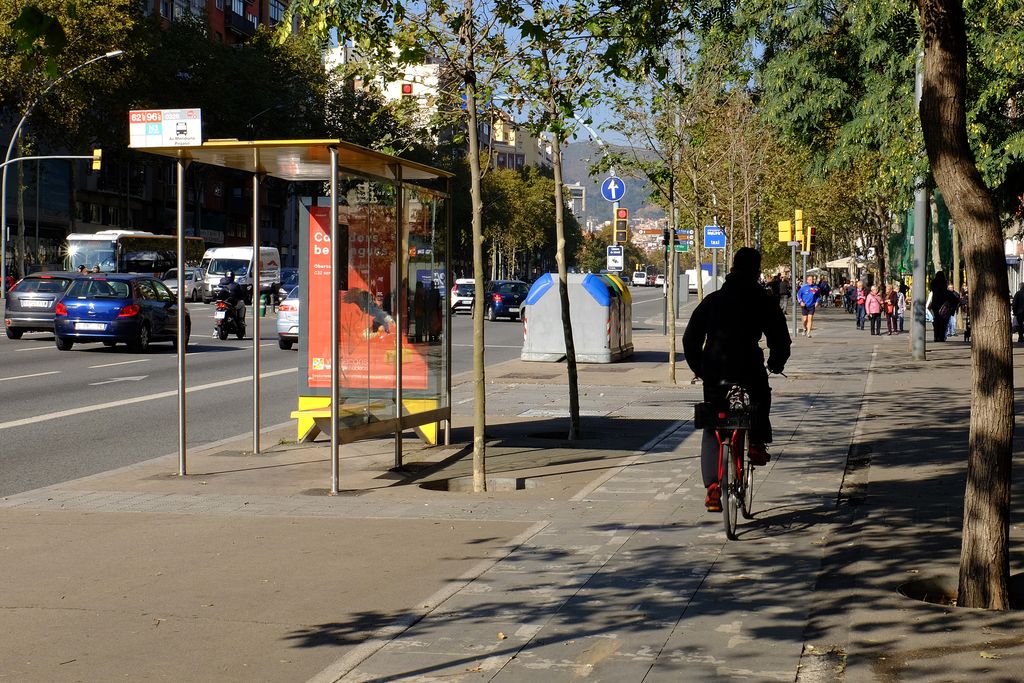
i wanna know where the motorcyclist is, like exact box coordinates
[683,247,792,512]
[217,271,246,322]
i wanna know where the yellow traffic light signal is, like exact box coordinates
[91,149,102,171]
[778,220,792,242]
[805,224,816,252]
[794,209,804,243]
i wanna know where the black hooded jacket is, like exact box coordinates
[683,273,791,382]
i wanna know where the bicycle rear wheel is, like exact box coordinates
[723,442,739,540]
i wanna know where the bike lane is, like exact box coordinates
[328,314,874,682]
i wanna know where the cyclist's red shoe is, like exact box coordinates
[748,443,771,466]
[705,483,722,512]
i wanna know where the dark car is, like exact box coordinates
[53,274,190,352]
[4,272,78,339]
[480,280,529,321]
[277,267,299,302]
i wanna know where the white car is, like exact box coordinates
[276,286,299,350]
[450,278,475,314]
[655,274,666,287]
[631,271,648,287]
[163,267,204,302]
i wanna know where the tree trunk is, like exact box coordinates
[550,131,581,439]
[918,0,1013,610]
[463,0,487,493]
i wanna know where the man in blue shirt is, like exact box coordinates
[796,275,821,337]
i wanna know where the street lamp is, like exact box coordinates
[2,49,123,297]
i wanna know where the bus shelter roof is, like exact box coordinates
[135,139,451,183]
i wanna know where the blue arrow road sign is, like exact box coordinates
[704,226,726,249]
[601,176,626,202]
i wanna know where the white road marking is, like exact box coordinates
[88,375,148,386]
[0,370,61,383]
[452,343,521,349]
[88,359,151,369]
[15,345,52,352]
[0,367,297,431]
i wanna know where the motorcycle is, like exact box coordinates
[212,287,247,340]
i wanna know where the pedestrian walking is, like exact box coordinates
[946,284,959,337]
[884,284,899,335]
[866,285,883,335]
[856,283,867,330]
[928,271,959,342]
[1012,282,1024,343]
[896,287,907,333]
[796,275,821,337]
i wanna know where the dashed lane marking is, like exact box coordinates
[0,367,296,431]
[0,370,61,382]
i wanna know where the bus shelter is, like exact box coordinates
[136,140,452,493]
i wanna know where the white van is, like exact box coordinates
[200,246,281,304]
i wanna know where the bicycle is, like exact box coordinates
[695,383,756,540]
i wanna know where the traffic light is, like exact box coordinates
[662,228,670,245]
[614,207,629,244]
[794,209,804,243]
[778,220,792,242]
[91,148,102,171]
[805,224,816,252]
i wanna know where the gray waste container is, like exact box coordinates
[521,273,633,363]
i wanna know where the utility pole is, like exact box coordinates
[911,53,927,360]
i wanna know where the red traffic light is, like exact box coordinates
[401,83,413,95]
[616,208,628,219]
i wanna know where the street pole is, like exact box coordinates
[912,52,927,360]
[790,242,799,337]
[1,49,122,299]
[802,251,808,283]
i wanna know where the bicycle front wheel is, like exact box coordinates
[741,444,755,519]
[723,442,739,540]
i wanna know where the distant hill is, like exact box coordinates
[560,141,663,224]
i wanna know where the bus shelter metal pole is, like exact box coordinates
[252,166,262,455]
[330,147,340,495]
[394,167,404,470]
[444,181,452,447]
[177,158,189,476]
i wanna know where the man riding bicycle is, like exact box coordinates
[683,248,792,511]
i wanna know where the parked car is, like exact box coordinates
[162,267,204,302]
[3,272,79,339]
[276,286,300,350]
[277,267,299,302]
[631,271,648,287]
[655,274,666,286]
[479,279,529,321]
[450,278,475,314]
[53,274,190,352]
[647,274,657,286]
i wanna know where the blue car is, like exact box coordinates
[53,274,191,352]
[481,280,529,321]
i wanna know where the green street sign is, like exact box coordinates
[674,243,689,252]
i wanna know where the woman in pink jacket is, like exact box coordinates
[865,285,884,335]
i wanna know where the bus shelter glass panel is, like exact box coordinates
[402,190,448,414]
[338,181,399,423]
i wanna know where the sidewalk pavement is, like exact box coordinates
[2,306,1023,682]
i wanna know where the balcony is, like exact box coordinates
[225,7,257,38]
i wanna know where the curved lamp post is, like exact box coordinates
[1,49,123,297]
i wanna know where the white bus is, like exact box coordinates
[63,230,205,276]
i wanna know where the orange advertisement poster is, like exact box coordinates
[306,207,428,391]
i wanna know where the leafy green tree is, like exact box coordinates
[506,0,677,437]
